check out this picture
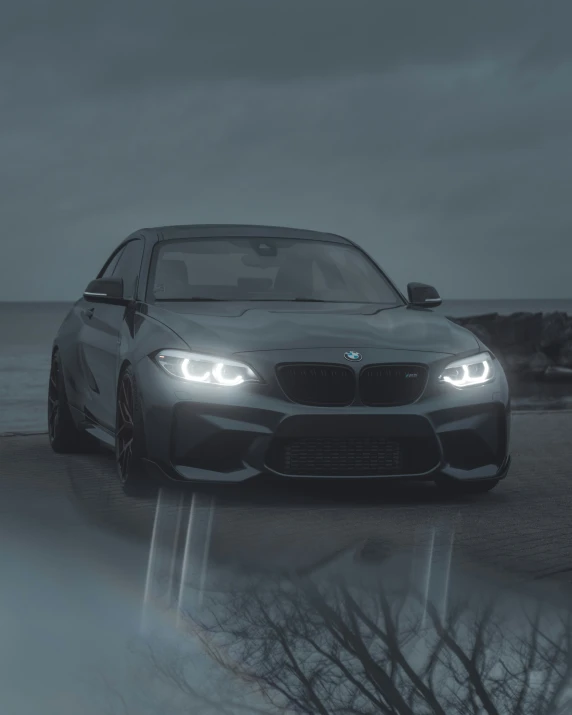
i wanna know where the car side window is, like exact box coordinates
[112,239,144,300]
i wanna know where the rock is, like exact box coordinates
[542,365,572,382]
[452,312,545,349]
[540,312,571,351]
[500,312,544,348]
[557,340,572,368]
[528,351,553,370]
[468,312,543,349]
[520,351,554,380]
[461,312,500,325]
[448,310,572,384]
[500,351,534,375]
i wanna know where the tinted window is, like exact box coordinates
[148,237,401,304]
[113,239,144,300]
[98,247,125,278]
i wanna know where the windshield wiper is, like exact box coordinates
[266,298,380,304]
[155,297,368,303]
[156,297,333,303]
[155,297,228,302]
[244,298,331,302]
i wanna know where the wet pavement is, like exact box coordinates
[1,410,572,714]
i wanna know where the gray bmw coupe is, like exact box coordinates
[49,225,511,496]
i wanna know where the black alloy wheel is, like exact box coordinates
[116,371,135,482]
[48,351,94,453]
[48,354,61,444]
[115,366,155,497]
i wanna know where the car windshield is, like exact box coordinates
[148,237,403,304]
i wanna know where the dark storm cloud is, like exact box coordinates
[1,0,571,300]
[1,0,568,92]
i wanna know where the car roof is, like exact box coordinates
[137,224,353,245]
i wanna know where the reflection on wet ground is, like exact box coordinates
[134,488,572,715]
[2,413,572,714]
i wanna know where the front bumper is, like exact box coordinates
[136,350,511,485]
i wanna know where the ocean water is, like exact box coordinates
[1,299,571,434]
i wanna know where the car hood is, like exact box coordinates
[145,302,478,356]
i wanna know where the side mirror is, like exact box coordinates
[407,282,442,308]
[83,277,127,305]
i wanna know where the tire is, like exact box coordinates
[115,365,157,497]
[435,477,500,495]
[48,351,96,453]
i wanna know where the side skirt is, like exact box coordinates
[69,405,115,451]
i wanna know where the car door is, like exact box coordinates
[80,238,144,430]
[71,245,125,415]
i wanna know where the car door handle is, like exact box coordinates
[81,307,95,320]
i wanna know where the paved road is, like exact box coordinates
[2,411,571,582]
[1,411,572,713]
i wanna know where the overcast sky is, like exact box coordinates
[1,0,571,301]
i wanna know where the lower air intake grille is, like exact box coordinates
[267,436,402,476]
[266,435,440,477]
[276,364,356,406]
[359,364,428,406]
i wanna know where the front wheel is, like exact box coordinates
[48,351,95,453]
[434,477,500,495]
[115,366,156,497]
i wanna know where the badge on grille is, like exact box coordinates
[344,350,362,362]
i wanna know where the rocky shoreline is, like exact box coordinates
[448,311,572,384]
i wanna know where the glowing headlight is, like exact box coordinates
[154,349,260,387]
[439,351,495,388]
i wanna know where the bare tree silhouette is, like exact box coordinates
[101,574,572,715]
[172,575,572,715]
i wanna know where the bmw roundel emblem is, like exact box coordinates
[344,350,362,362]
